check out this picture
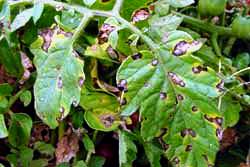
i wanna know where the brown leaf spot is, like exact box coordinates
[160,92,167,100]
[98,23,116,44]
[118,79,128,92]
[185,144,192,152]
[216,80,225,92]
[151,59,159,66]
[192,106,198,112]
[132,8,150,23]
[173,40,201,56]
[78,77,85,87]
[106,46,118,59]
[216,128,223,141]
[181,129,189,137]
[57,76,63,89]
[173,157,180,164]
[39,28,54,52]
[31,124,50,143]
[100,114,115,128]
[177,94,184,101]
[119,98,127,105]
[168,72,186,87]
[131,53,142,60]
[192,65,208,74]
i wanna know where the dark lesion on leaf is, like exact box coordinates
[160,92,167,100]
[173,40,201,56]
[98,23,116,44]
[117,79,128,92]
[216,128,223,141]
[57,76,63,89]
[78,76,85,87]
[151,59,159,66]
[99,114,115,128]
[119,97,127,105]
[204,115,223,127]
[192,106,198,112]
[168,72,186,87]
[216,80,225,92]
[177,94,184,101]
[172,157,180,164]
[185,144,192,152]
[131,53,142,60]
[131,8,150,23]
[181,128,196,137]
[192,65,208,74]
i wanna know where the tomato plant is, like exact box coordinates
[0,0,250,167]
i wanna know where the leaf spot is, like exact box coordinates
[216,80,225,92]
[131,53,142,60]
[173,157,180,164]
[118,79,128,92]
[151,59,159,66]
[78,77,85,87]
[98,23,116,44]
[173,40,201,56]
[192,106,198,112]
[100,114,115,128]
[132,8,150,23]
[57,76,63,89]
[192,65,208,74]
[168,72,186,87]
[160,92,167,100]
[216,128,223,140]
[177,94,184,101]
[185,144,192,152]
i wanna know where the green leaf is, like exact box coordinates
[220,95,241,128]
[144,141,162,167]
[32,1,44,23]
[34,141,55,157]
[83,134,95,153]
[73,160,87,167]
[83,0,96,7]
[119,131,137,167]
[233,52,250,72]
[0,37,23,77]
[80,87,120,131]
[117,34,222,166]
[160,0,195,8]
[30,29,85,128]
[30,159,48,167]
[0,97,8,114]
[108,30,119,49]
[8,113,32,148]
[11,8,33,32]
[0,83,13,96]
[55,9,81,31]
[20,90,32,107]
[148,15,183,43]
[89,156,106,167]
[20,147,34,167]
[0,114,8,138]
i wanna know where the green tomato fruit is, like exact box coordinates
[232,16,250,39]
[198,0,227,16]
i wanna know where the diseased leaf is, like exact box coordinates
[8,113,32,148]
[11,8,33,32]
[144,141,162,167]
[32,1,44,23]
[55,10,81,31]
[0,114,8,138]
[80,87,120,131]
[119,131,137,167]
[30,27,84,128]
[117,33,222,166]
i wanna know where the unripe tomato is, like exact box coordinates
[232,16,250,39]
[198,0,227,16]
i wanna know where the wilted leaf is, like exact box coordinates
[117,33,222,166]
[8,113,32,148]
[30,27,85,128]
[119,131,137,167]
[56,129,79,164]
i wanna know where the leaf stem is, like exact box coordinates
[6,87,27,114]
[230,67,250,78]
[112,0,123,16]
[72,13,93,44]
[172,11,234,36]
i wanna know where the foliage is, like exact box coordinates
[0,0,250,166]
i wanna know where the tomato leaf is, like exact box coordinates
[30,28,85,128]
[0,114,8,138]
[11,8,33,32]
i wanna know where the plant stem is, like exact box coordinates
[72,13,93,44]
[112,0,123,15]
[172,11,234,36]
[9,0,158,51]
[58,121,65,140]
[230,67,250,78]
[211,33,222,58]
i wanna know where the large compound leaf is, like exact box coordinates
[117,32,223,166]
[30,28,84,128]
